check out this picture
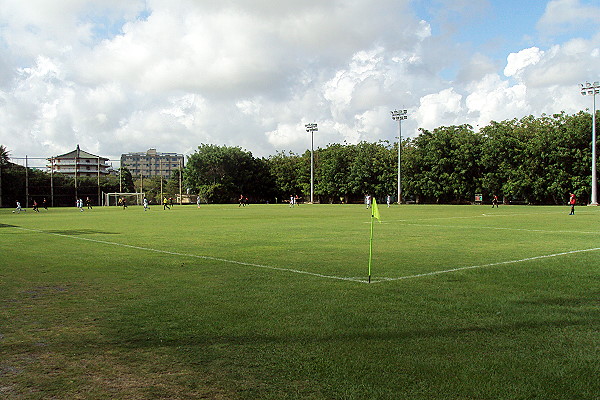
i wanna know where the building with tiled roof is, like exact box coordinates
[48,145,110,177]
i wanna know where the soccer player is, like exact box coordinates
[163,197,170,210]
[86,197,93,209]
[42,198,48,210]
[492,195,499,208]
[386,195,391,207]
[569,193,576,215]
[32,199,40,212]
[77,198,84,212]
[143,197,149,211]
[14,201,22,214]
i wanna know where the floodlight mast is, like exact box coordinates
[305,123,318,204]
[581,81,600,206]
[391,110,408,204]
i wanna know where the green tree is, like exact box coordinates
[480,113,593,205]
[119,167,135,193]
[404,125,481,203]
[165,169,182,199]
[315,143,354,203]
[266,151,305,202]
[184,144,268,203]
[345,141,394,201]
[134,176,163,204]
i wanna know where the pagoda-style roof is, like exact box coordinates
[51,145,108,161]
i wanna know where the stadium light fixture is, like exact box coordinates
[305,123,318,204]
[581,81,600,206]
[391,109,408,204]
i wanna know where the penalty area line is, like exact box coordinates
[370,247,600,283]
[13,226,368,284]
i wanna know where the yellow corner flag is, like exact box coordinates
[372,198,381,222]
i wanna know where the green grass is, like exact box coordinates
[1,204,599,399]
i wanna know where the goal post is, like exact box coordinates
[102,192,145,206]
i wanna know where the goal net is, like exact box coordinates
[102,192,145,206]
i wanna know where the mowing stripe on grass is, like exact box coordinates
[398,222,600,235]
[396,210,587,222]
[12,226,367,284]
[373,247,600,283]
[10,226,600,285]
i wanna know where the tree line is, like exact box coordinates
[184,111,596,205]
[1,111,597,207]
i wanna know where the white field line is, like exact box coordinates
[370,247,600,283]
[12,226,366,284]
[397,222,600,235]
[10,226,600,285]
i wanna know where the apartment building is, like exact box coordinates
[120,149,184,178]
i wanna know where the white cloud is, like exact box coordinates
[504,47,544,78]
[465,74,529,126]
[537,0,600,36]
[456,53,497,83]
[0,0,598,161]
[415,88,464,130]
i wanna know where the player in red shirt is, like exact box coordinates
[569,193,576,215]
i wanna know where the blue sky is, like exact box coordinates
[0,0,598,161]
[414,0,597,79]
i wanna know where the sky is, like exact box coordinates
[0,0,599,164]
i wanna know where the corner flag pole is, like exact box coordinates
[368,212,374,283]
[368,198,380,283]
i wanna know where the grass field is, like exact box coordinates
[1,203,598,399]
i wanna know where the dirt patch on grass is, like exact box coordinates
[1,347,234,399]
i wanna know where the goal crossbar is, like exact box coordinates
[102,192,145,206]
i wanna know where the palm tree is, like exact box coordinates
[0,145,10,208]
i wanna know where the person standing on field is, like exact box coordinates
[163,197,170,210]
[569,193,576,215]
[143,197,149,211]
[492,195,499,208]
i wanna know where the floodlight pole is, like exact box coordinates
[160,158,163,201]
[97,157,101,207]
[179,158,183,205]
[391,110,408,204]
[581,81,600,206]
[25,156,29,208]
[305,123,318,204]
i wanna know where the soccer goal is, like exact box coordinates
[102,192,145,206]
